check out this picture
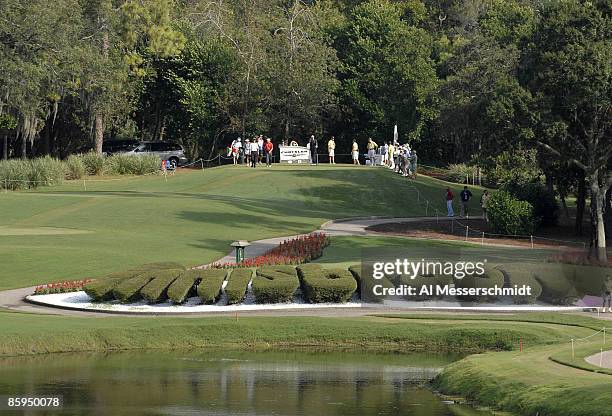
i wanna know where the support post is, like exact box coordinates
[571,339,575,359]
[530,235,534,249]
[465,226,469,241]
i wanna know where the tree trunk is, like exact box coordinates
[2,133,7,160]
[605,188,611,240]
[575,171,586,235]
[589,173,607,262]
[94,113,104,154]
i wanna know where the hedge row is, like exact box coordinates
[252,266,300,303]
[167,270,200,304]
[396,273,453,301]
[348,264,393,302]
[112,274,155,303]
[140,269,183,303]
[453,267,505,302]
[530,263,580,305]
[196,269,228,304]
[225,268,253,304]
[298,266,357,303]
[497,265,543,304]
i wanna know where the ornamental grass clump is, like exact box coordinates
[0,159,30,190]
[80,151,105,175]
[112,273,155,303]
[298,266,357,303]
[65,155,86,179]
[225,268,252,304]
[252,265,299,303]
[167,270,200,304]
[29,156,66,186]
[196,269,228,304]
[140,269,183,303]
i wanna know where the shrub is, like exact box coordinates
[498,265,543,304]
[140,269,182,303]
[487,190,536,235]
[531,263,581,305]
[566,265,610,296]
[65,155,86,180]
[80,152,105,175]
[196,269,228,304]
[453,267,505,302]
[348,264,394,302]
[28,156,65,186]
[112,273,155,303]
[298,267,357,303]
[83,270,143,301]
[167,270,200,304]
[252,266,299,303]
[0,159,30,190]
[396,273,453,301]
[485,149,541,187]
[105,154,160,175]
[503,181,559,227]
[446,163,478,184]
[225,268,252,304]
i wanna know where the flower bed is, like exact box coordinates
[34,279,92,295]
[252,265,300,303]
[214,233,330,268]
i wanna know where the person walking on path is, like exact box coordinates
[328,136,336,164]
[309,135,318,165]
[244,139,251,166]
[460,186,473,217]
[446,188,455,217]
[602,276,612,312]
[367,138,378,166]
[249,139,259,168]
[480,190,490,222]
[264,138,274,167]
[409,150,418,179]
[352,140,360,165]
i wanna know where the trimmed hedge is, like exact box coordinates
[453,267,505,302]
[498,265,543,304]
[83,270,142,301]
[298,266,357,303]
[167,270,200,304]
[252,266,299,303]
[397,273,453,301]
[112,274,155,303]
[348,264,394,302]
[196,269,228,304]
[531,263,581,305]
[140,269,182,303]
[225,268,253,305]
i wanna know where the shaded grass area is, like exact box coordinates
[0,165,476,291]
[0,312,589,358]
[549,341,612,376]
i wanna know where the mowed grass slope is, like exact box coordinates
[0,165,481,290]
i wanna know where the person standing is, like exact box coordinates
[351,140,360,165]
[309,135,318,165]
[409,150,418,179]
[367,138,378,166]
[257,135,264,163]
[460,186,473,217]
[381,142,388,166]
[480,190,490,222]
[231,138,242,165]
[446,188,455,217]
[328,136,336,164]
[250,139,259,168]
[602,276,612,312]
[244,139,251,166]
[264,138,273,167]
[388,142,395,169]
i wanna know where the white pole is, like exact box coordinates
[530,235,534,249]
[83,180,86,191]
[481,232,485,245]
[600,348,604,368]
[571,339,575,359]
[465,226,469,241]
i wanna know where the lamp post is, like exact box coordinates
[231,240,251,263]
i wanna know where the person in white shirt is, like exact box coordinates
[249,140,259,168]
[231,138,242,165]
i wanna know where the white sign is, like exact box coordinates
[279,145,310,163]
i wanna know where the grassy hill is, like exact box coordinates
[0,164,483,290]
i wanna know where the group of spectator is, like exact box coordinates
[444,186,490,220]
[229,136,274,168]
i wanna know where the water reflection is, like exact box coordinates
[0,350,491,416]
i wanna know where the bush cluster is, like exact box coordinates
[298,266,357,303]
[252,265,299,303]
[453,267,505,302]
[497,265,543,304]
[503,181,559,227]
[196,269,228,304]
[140,269,183,303]
[530,263,581,305]
[225,268,253,304]
[348,264,393,302]
[445,163,479,184]
[0,153,161,191]
[112,274,155,303]
[395,273,453,301]
[487,190,536,235]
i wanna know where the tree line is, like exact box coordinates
[0,0,610,259]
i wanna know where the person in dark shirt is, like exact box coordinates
[459,186,472,217]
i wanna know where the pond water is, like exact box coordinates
[0,350,493,415]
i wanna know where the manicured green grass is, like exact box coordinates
[0,165,481,291]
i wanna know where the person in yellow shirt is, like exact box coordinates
[328,136,336,164]
[388,142,395,169]
[367,138,378,166]
[351,140,360,165]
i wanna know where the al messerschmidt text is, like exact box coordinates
[372,284,532,297]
